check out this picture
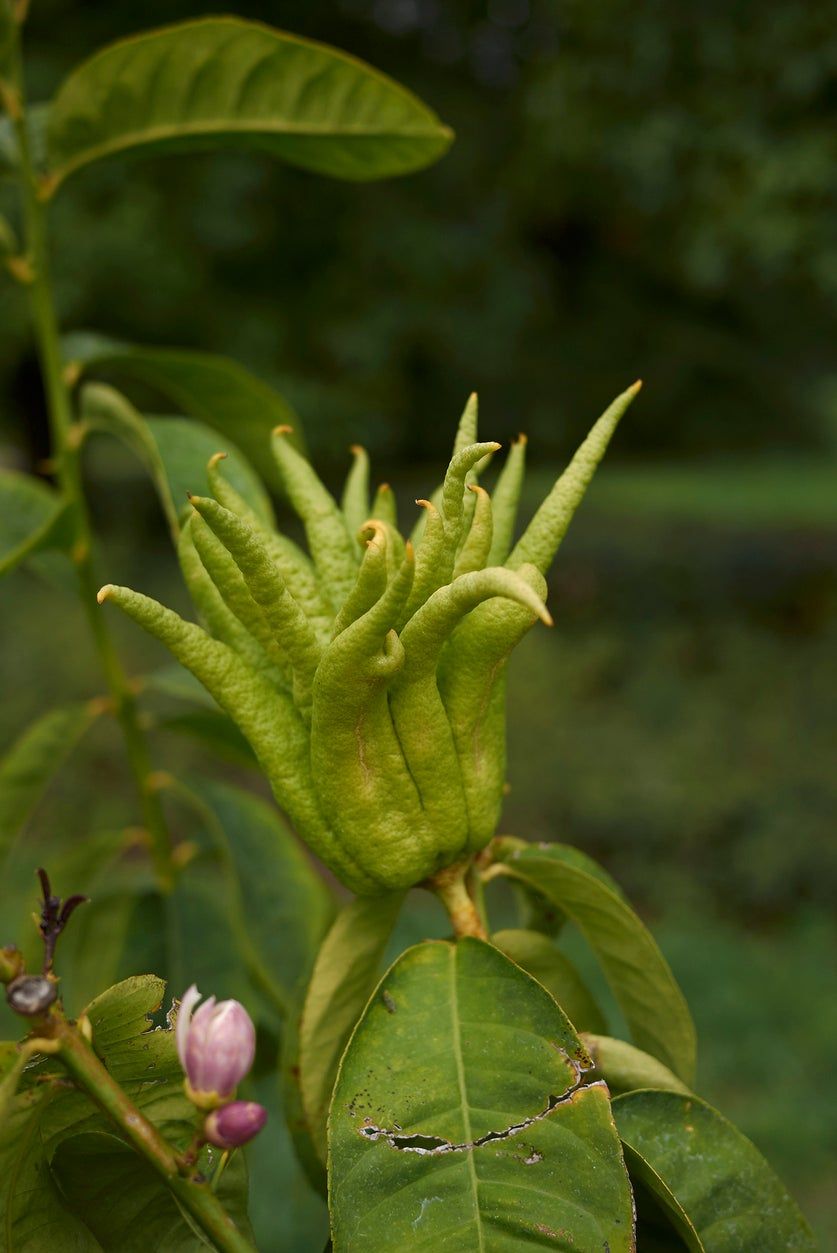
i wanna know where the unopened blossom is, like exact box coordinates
[204,1100,268,1150]
[176,984,256,1108]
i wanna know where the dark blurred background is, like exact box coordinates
[1,0,835,1244]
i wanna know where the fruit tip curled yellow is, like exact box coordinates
[96,585,114,605]
[272,423,294,437]
[207,451,228,468]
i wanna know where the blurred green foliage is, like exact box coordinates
[3,0,837,465]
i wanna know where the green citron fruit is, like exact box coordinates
[99,384,640,893]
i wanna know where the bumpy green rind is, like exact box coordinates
[100,384,638,894]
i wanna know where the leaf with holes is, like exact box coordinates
[45,18,453,193]
[329,937,634,1251]
[613,1090,817,1252]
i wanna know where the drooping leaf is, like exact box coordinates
[45,18,453,193]
[613,1090,817,1252]
[67,333,299,486]
[329,937,635,1251]
[297,893,403,1163]
[81,382,272,536]
[0,469,72,576]
[492,927,607,1034]
[493,842,697,1084]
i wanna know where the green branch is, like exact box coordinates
[2,7,174,890]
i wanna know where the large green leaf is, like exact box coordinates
[45,18,453,193]
[329,937,635,1251]
[613,1090,817,1252]
[297,893,403,1163]
[492,927,607,1033]
[81,382,273,536]
[0,975,251,1250]
[0,469,72,576]
[493,842,697,1084]
[67,334,299,486]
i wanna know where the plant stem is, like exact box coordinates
[428,861,488,940]
[51,1020,256,1253]
[4,13,173,890]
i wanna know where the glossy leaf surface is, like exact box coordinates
[494,842,697,1084]
[329,937,634,1251]
[46,18,453,191]
[614,1090,817,1252]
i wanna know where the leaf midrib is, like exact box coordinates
[48,117,452,190]
[449,947,485,1253]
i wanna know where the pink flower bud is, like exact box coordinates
[175,984,256,1106]
[204,1100,267,1150]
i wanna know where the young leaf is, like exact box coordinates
[81,383,272,535]
[66,333,299,488]
[329,938,635,1251]
[613,1090,817,1252]
[0,470,72,576]
[492,842,697,1084]
[45,18,453,193]
[297,893,404,1162]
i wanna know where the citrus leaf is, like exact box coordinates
[492,927,607,1033]
[297,893,404,1163]
[329,937,635,1251]
[81,382,272,536]
[66,333,299,486]
[613,1090,817,1252]
[45,18,453,193]
[493,842,697,1084]
[582,1034,691,1096]
[0,469,72,576]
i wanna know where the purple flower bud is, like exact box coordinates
[175,984,256,1106]
[204,1100,268,1150]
